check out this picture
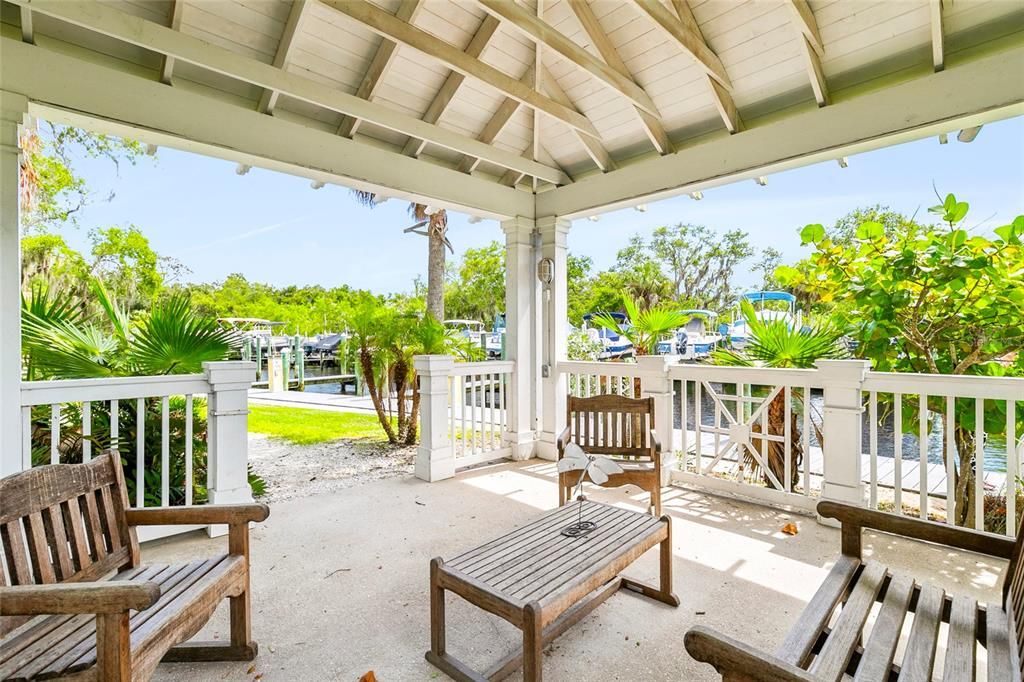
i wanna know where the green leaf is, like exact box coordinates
[948,229,968,248]
[800,223,825,244]
[950,201,969,223]
[773,265,802,285]
[856,221,884,240]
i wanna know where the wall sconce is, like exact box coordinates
[537,257,554,286]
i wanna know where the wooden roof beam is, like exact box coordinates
[475,0,661,117]
[567,0,671,155]
[456,85,525,174]
[20,6,33,43]
[337,0,424,139]
[657,0,740,133]
[258,0,309,115]
[402,14,501,158]
[12,0,569,185]
[785,0,828,106]
[930,0,944,72]
[159,0,184,85]
[634,0,731,90]
[321,0,598,140]
[540,65,616,172]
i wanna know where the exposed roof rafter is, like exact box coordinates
[401,14,501,158]
[567,0,671,155]
[337,0,424,139]
[786,0,828,106]
[258,0,309,115]
[930,0,945,72]
[19,6,33,44]
[656,0,740,133]
[11,0,570,185]
[788,0,824,57]
[455,82,526,174]
[634,0,731,90]
[159,0,184,85]
[475,0,660,117]
[319,0,600,140]
[540,65,616,172]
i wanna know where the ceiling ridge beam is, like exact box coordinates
[785,0,828,106]
[159,0,184,85]
[930,0,944,72]
[657,0,740,133]
[12,0,569,185]
[402,14,501,158]
[319,0,599,140]
[634,0,732,90]
[338,0,424,139]
[567,0,671,155]
[258,0,309,115]
[475,0,660,117]
[540,65,616,172]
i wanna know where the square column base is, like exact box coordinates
[416,445,455,482]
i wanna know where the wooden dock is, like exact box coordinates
[251,373,357,390]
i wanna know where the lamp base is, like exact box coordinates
[560,520,597,538]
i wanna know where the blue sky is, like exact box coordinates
[58,116,1024,294]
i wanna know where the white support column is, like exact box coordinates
[502,217,538,460]
[537,216,570,461]
[816,359,870,509]
[637,354,674,485]
[204,361,256,535]
[0,91,28,477]
[414,354,455,481]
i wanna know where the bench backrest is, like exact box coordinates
[0,451,139,591]
[1003,522,1024,676]
[566,394,655,459]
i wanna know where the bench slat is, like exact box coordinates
[852,573,914,681]
[987,606,1014,682]
[776,554,860,667]
[23,513,55,585]
[943,595,978,682]
[43,504,74,581]
[894,583,946,682]
[809,562,888,682]
[2,521,33,586]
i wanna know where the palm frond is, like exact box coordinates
[21,311,121,378]
[350,190,378,209]
[129,294,235,375]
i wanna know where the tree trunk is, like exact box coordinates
[427,228,445,320]
[394,356,409,442]
[749,392,802,490]
[405,373,422,445]
[360,348,397,444]
[953,423,978,529]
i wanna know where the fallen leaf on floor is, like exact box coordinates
[781,523,799,535]
[246,665,256,674]
[325,568,351,578]
[695,611,706,616]
[359,672,378,682]
[415,500,426,506]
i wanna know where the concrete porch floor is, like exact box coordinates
[147,460,1006,681]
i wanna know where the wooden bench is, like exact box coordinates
[427,500,679,682]
[557,395,663,515]
[684,499,1022,681]
[0,452,269,681]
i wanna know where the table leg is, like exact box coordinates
[522,602,543,682]
[430,557,446,657]
[659,515,678,604]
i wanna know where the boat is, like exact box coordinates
[727,291,800,349]
[581,312,634,360]
[218,317,288,352]
[485,314,506,359]
[656,310,721,359]
[444,319,486,347]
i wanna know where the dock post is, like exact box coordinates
[255,341,263,382]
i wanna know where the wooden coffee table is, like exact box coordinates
[426,500,679,681]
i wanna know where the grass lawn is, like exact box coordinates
[248,405,394,446]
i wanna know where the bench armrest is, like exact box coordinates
[684,626,816,682]
[817,500,1016,560]
[556,426,572,455]
[0,582,160,616]
[125,503,270,527]
[649,428,661,455]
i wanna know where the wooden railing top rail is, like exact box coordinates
[21,374,211,406]
[449,360,514,376]
[863,371,1024,401]
[558,360,643,376]
[667,363,823,387]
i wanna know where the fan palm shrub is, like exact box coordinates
[590,295,687,356]
[711,299,847,488]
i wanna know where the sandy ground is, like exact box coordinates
[248,433,415,503]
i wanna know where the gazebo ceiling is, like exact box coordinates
[2,0,1023,216]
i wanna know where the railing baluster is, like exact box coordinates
[894,392,902,514]
[50,403,60,464]
[136,398,145,508]
[760,401,768,486]
[110,399,119,449]
[460,375,467,457]
[500,372,507,442]
[680,379,688,472]
[869,391,878,508]
[694,381,702,466]
[919,394,928,520]
[945,395,955,525]
[185,394,193,506]
[82,401,92,462]
[975,398,984,531]
[713,389,721,464]
[802,385,811,495]
[784,386,792,493]
[1007,399,1017,537]
[472,374,479,456]
[161,396,170,507]
[449,376,456,455]
[21,406,32,468]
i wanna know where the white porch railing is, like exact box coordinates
[19,361,256,541]
[414,356,513,481]
[556,359,1024,534]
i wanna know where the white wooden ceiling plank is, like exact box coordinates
[258,0,309,114]
[233,0,295,23]
[179,22,274,63]
[199,0,289,40]
[288,45,371,90]
[181,6,278,60]
[821,4,930,63]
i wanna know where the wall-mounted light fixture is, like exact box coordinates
[537,257,554,286]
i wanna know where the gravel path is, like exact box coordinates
[248,433,415,503]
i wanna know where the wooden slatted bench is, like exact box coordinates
[427,500,679,682]
[684,499,1022,681]
[0,452,269,681]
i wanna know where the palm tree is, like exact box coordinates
[591,295,687,356]
[351,192,451,320]
[712,299,847,488]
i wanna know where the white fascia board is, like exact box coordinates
[537,44,1024,219]
[0,37,533,220]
